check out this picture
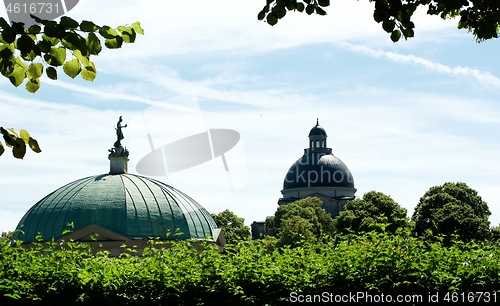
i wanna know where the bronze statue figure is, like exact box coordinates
[115,116,127,146]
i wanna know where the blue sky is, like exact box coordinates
[1,0,499,232]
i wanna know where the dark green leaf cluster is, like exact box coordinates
[0,127,41,159]
[411,182,491,242]
[211,209,251,244]
[258,0,330,26]
[265,197,335,247]
[372,0,417,42]
[333,191,409,234]
[2,232,500,305]
[259,0,500,42]
[0,16,144,92]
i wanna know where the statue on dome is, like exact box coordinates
[114,116,127,147]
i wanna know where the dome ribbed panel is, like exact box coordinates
[15,176,92,242]
[13,173,217,243]
[157,182,216,239]
[138,176,217,239]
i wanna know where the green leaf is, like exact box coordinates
[1,127,15,147]
[60,16,79,29]
[73,49,90,66]
[27,63,43,79]
[13,137,26,159]
[318,0,330,7]
[86,32,102,55]
[391,29,402,42]
[11,22,24,35]
[99,26,119,39]
[0,44,14,59]
[9,66,26,87]
[26,78,40,93]
[104,37,123,49]
[81,62,96,81]
[0,142,4,156]
[16,34,36,53]
[6,128,18,138]
[0,60,13,77]
[267,12,278,26]
[2,28,16,44]
[119,26,136,43]
[0,58,13,77]
[38,39,52,53]
[44,22,65,39]
[28,137,42,153]
[41,34,60,46]
[306,4,315,15]
[47,47,67,66]
[19,129,30,143]
[258,10,266,21]
[46,67,57,80]
[80,20,99,32]
[296,2,305,12]
[315,7,327,15]
[0,17,9,29]
[63,58,82,79]
[131,22,144,35]
[382,20,396,33]
[273,6,287,19]
[62,31,86,52]
[27,25,42,34]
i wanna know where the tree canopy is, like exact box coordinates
[0,16,144,159]
[265,196,335,246]
[259,0,500,42]
[0,16,143,93]
[333,191,408,234]
[211,209,251,244]
[411,182,491,241]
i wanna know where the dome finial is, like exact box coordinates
[109,116,129,174]
[316,118,319,126]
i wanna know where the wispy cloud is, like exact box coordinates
[340,42,500,87]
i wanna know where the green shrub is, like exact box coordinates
[1,233,500,305]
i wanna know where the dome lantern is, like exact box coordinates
[308,118,329,153]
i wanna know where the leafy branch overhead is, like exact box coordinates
[0,127,41,159]
[0,15,144,93]
[258,0,500,42]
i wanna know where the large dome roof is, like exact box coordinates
[13,173,217,243]
[283,152,354,189]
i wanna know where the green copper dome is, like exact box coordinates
[13,173,217,243]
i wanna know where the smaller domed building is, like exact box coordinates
[279,119,356,217]
[252,119,356,239]
[13,117,224,255]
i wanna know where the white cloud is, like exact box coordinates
[339,42,500,87]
